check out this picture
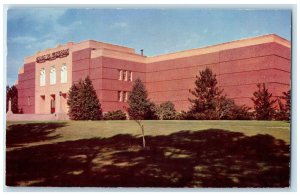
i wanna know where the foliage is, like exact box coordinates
[103,110,127,120]
[157,101,178,120]
[67,76,102,120]
[218,97,253,120]
[188,68,223,120]
[251,83,276,120]
[6,85,19,113]
[128,78,158,120]
[275,89,291,121]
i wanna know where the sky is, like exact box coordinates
[6,8,291,86]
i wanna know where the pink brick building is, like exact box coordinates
[16,34,291,115]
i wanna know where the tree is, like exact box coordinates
[251,83,276,120]
[67,76,102,120]
[128,78,157,148]
[188,68,224,120]
[6,85,19,113]
[276,89,291,121]
[157,101,177,120]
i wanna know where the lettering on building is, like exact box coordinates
[36,49,69,63]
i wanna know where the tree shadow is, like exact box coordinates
[6,129,290,188]
[6,123,65,148]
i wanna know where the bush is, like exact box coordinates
[103,110,127,120]
[157,101,177,120]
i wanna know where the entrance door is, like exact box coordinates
[50,95,55,114]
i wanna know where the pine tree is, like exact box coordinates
[188,68,223,119]
[276,89,291,121]
[81,76,102,120]
[67,77,102,120]
[251,83,276,120]
[67,82,81,120]
[128,78,157,148]
[128,78,156,120]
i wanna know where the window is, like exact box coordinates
[118,91,123,102]
[50,66,56,85]
[27,97,31,106]
[123,91,128,102]
[61,64,67,83]
[123,70,126,81]
[119,70,123,80]
[40,68,46,86]
[128,71,132,81]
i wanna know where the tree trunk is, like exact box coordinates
[136,120,146,148]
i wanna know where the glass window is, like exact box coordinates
[40,68,46,86]
[118,91,123,102]
[61,64,67,83]
[50,66,56,85]
[119,70,123,80]
[128,71,132,81]
[130,71,133,81]
[123,91,128,102]
[123,70,126,81]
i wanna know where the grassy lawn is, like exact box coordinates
[6,120,290,187]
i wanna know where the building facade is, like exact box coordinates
[16,34,291,115]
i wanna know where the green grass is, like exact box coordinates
[6,120,290,187]
[6,120,290,146]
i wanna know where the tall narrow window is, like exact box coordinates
[40,68,46,86]
[124,71,128,81]
[61,64,67,83]
[119,70,123,80]
[128,71,132,81]
[124,91,128,102]
[130,71,133,81]
[123,70,126,81]
[118,91,123,102]
[50,66,56,85]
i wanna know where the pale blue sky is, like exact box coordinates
[6,8,291,86]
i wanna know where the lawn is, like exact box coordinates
[6,120,290,187]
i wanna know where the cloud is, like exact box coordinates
[8,36,37,44]
[8,8,68,24]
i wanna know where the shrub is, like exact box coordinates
[103,110,127,120]
[157,101,177,120]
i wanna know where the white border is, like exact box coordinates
[1,0,299,194]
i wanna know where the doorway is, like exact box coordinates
[50,94,55,114]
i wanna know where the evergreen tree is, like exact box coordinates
[6,85,19,113]
[128,78,156,120]
[128,78,157,148]
[67,77,102,120]
[67,82,81,120]
[251,83,276,120]
[188,68,223,119]
[276,89,291,121]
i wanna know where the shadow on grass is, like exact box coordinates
[6,127,290,187]
[6,123,65,148]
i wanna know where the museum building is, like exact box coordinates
[15,34,291,115]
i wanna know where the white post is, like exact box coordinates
[7,98,13,114]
